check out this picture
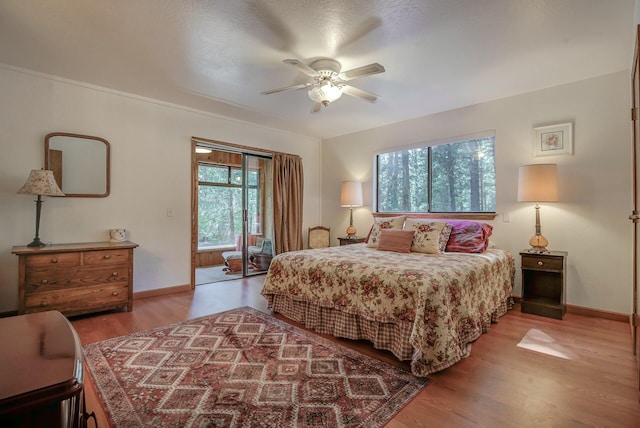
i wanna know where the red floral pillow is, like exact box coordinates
[445,221,493,253]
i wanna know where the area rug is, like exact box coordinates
[83,306,428,427]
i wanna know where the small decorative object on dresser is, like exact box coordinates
[12,240,138,316]
[338,237,366,246]
[520,250,567,319]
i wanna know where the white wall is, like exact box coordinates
[322,71,632,315]
[0,66,322,313]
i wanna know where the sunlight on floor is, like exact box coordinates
[517,328,578,360]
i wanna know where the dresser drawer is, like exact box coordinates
[521,255,563,271]
[83,249,130,266]
[23,283,129,314]
[25,266,129,290]
[25,252,80,268]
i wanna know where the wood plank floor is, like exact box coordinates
[71,275,640,427]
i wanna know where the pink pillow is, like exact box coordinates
[445,221,493,253]
[377,229,415,253]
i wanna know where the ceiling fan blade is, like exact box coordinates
[311,102,323,113]
[341,85,379,103]
[261,82,312,95]
[283,59,319,77]
[338,63,385,81]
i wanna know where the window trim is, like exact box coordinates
[373,130,497,216]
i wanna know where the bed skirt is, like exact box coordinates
[265,293,512,377]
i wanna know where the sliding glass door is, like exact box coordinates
[193,142,273,284]
[242,154,273,276]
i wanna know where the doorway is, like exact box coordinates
[191,141,274,286]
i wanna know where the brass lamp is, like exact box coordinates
[340,181,363,239]
[517,164,558,253]
[17,169,65,247]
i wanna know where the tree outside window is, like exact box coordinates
[376,136,496,213]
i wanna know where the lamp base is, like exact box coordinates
[26,237,46,247]
[345,225,357,239]
[527,233,549,254]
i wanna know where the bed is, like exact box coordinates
[261,220,515,377]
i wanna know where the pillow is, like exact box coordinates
[403,219,450,254]
[366,215,406,248]
[377,229,415,253]
[445,220,493,253]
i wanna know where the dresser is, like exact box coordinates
[12,241,138,317]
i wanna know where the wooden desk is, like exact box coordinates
[0,311,86,427]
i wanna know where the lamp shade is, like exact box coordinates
[517,164,558,202]
[340,181,363,207]
[17,169,65,196]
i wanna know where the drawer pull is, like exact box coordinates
[41,300,48,307]
[41,279,48,284]
[537,261,543,266]
[112,291,119,296]
[104,255,111,259]
[51,258,58,263]
[112,272,118,276]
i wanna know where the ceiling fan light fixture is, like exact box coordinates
[308,80,342,106]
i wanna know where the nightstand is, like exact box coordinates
[338,237,366,246]
[520,250,567,319]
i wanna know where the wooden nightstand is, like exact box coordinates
[338,237,366,246]
[520,250,567,319]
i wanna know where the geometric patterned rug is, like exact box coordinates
[83,307,428,427]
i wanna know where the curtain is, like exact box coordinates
[273,153,303,254]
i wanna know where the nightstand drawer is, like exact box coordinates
[521,255,563,270]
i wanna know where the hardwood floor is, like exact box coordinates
[71,275,640,427]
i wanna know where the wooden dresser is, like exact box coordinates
[12,241,138,317]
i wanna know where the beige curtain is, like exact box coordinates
[273,153,303,254]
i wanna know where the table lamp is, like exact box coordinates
[17,169,65,247]
[517,164,558,253]
[340,181,363,239]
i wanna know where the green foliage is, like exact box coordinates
[377,137,496,213]
[198,165,260,248]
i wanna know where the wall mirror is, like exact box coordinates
[44,132,110,197]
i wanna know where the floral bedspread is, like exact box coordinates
[262,244,515,376]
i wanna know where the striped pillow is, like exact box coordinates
[377,229,415,253]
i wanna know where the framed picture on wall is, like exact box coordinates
[533,122,573,157]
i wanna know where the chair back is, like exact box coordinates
[308,226,330,249]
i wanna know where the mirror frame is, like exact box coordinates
[44,132,111,197]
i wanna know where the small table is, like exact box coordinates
[520,250,567,319]
[338,237,366,246]
[0,311,86,427]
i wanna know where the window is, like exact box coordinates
[376,135,496,213]
[198,164,259,249]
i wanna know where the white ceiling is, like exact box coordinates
[0,0,635,140]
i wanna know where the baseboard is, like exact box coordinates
[0,310,18,318]
[565,304,628,323]
[512,296,629,323]
[133,283,192,300]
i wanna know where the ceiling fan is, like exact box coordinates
[261,58,385,113]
